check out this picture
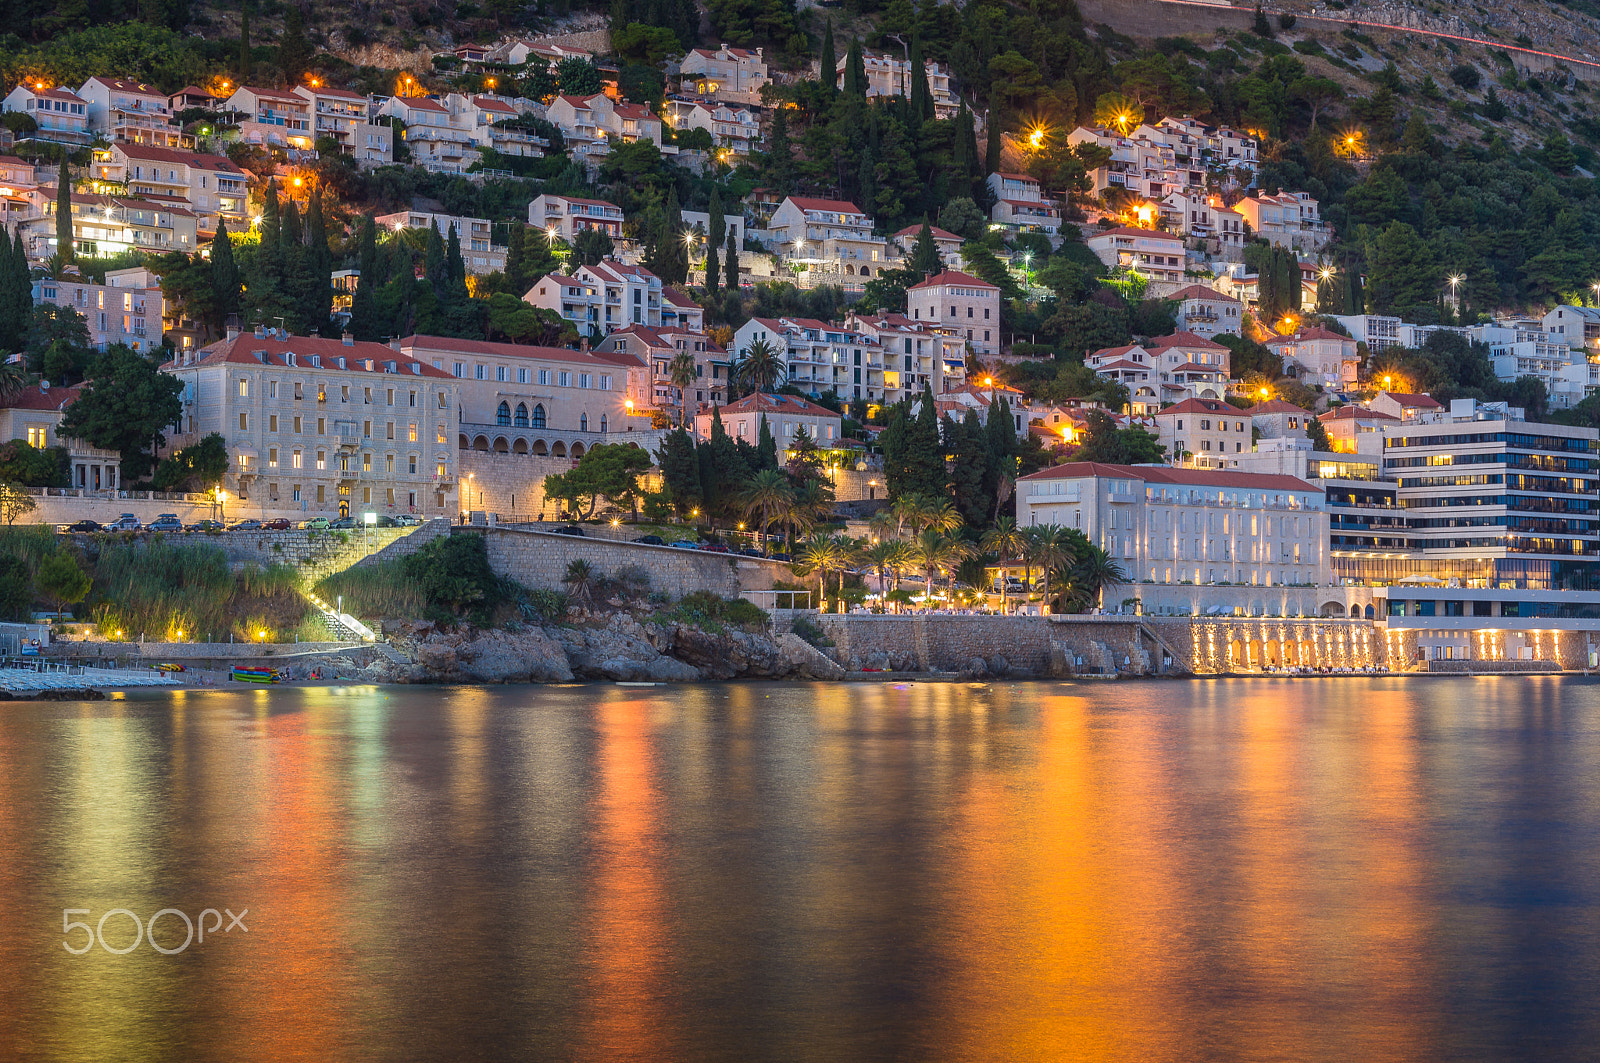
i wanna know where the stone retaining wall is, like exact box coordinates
[211,525,425,583]
[480,526,790,599]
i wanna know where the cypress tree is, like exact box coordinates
[820,19,837,95]
[211,215,241,332]
[953,103,974,184]
[661,188,686,284]
[949,411,988,526]
[12,234,33,349]
[56,159,73,265]
[303,189,332,331]
[756,414,778,470]
[843,39,866,98]
[909,220,941,277]
[766,105,793,195]
[503,222,526,294]
[983,394,1016,513]
[698,406,750,525]
[0,231,17,353]
[706,188,724,292]
[424,221,446,286]
[880,401,910,498]
[446,223,466,284]
[659,427,702,516]
[278,3,311,85]
[258,178,280,254]
[724,228,738,293]
[239,0,252,82]
[904,385,946,500]
[908,39,931,123]
[985,109,1002,175]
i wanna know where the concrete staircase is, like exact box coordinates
[302,590,377,642]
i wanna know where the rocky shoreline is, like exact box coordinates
[349,614,850,685]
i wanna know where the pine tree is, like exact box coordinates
[211,215,241,333]
[56,159,73,265]
[843,39,866,98]
[706,188,724,293]
[820,19,837,95]
[724,228,738,293]
[756,414,778,470]
[985,109,1002,175]
[909,220,941,277]
[239,0,252,82]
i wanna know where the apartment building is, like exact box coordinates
[888,224,963,266]
[523,260,666,336]
[379,94,478,173]
[733,316,882,402]
[92,143,249,230]
[18,191,199,261]
[295,85,392,166]
[1368,391,1444,423]
[1155,117,1258,173]
[906,269,1000,357]
[33,267,165,354]
[1085,226,1187,285]
[374,210,507,275]
[695,392,843,450]
[1170,284,1243,338]
[1152,397,1249,468]
[1,85,92,148]
[766,197,873,249]
[1084,344,1160,413]
[0,155,40,231]
[985,172,1061,234]
[1017,462,1329,590]
[0,382,126,492]
[1319,405,1398,455]
[1067,126,1205,201]
[1543,304,1600,355]
[77,77,187,148]
[224,86,313,149]
[677,45,770,98]
[1235,191,1328,251]
[528,193,624,241]
[1265,325,1359,388]
[163,331,462,516]
[1159,190,1244,256]
[662,99,761,155]
[444,93,547,158]
[594,324,725,414]
[545,94,663,161]
[845,311,965,403]
[399,335,647,446]
[829,53,958,119]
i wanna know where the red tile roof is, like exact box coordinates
[175,334,453,376]
[1,383,83,412]
[399,334,644,369]
[907,269,998,292]
[111,142,245,172]
[1320,406,1399,422]
[713,392,840,419]
[238,85,306,102]
[784,196,864,214]
[1156,397,1235,416]
[892,224,961,241]
[1250,399,1312,415]
[1021,461,1316,492]
[1169,283,1239,303]
[1148,331,1228,350]
[84,77,164,95]
[1379,392,1441,407]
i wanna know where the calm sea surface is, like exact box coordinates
[0,678,1598,1062]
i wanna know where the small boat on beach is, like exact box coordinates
[230,667,281,684]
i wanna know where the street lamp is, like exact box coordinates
[1383,375,1392,391]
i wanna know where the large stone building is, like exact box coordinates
[162,330,462,517]
[694,392,843,451]
[906,269,1000,357]
[1017,462,1330,591]
[33,267,165,355]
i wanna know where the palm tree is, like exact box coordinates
[906,528,974,604]
[738,468,793,554]
[796,534,854,611]
[889,494,928,537]
[860,538,910,604]
[733,336,784,396]
[0,360,27,406]
[667,349,697,426]
[980,516,1026,614]
[1066,537,1129,613]
[562,558,598,607]
[1026,525,1074,614]
[867,507,900,542]
[922,500,964,535]
[783,477,834,552]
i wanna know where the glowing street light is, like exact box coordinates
[1383,375,1392,390]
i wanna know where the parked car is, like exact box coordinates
[105,514,141,531]
[768,551,792,562]
[228,519,263,531]
[62,519,102,533]
[698,542,731,553]
[328,517,358,530]
[147,514,183,532]
[261,518,291,530]
[552,525,586,536]
[186,519,225,532]
[299,517,331,530]
[670,539,700,549]
[392,514,424,526]
[738,548,766,557]
[632,534,665,545]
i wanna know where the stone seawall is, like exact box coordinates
[480,527,790,599]
[211,525,427,583]
[815,614,1394,675]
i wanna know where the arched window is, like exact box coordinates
[514,402,529,427]
[599,414,607,433]
[531,404,546,428]
[496,401,510,426]
[580,413,589,432]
